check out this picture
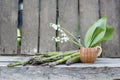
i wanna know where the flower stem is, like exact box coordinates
[60,27,78,41]
[60,27,83,48]
[69,39,83,48]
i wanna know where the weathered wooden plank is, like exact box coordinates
[0,57,120,80]
[0,56,29,62]
[39,0,56,53]
[59,0,78,51]
[1,58,120,80]
[0,0,18,54]
[79,0,99,45]
[100,0,120,57]
[21,0,39,55]
[0,62,11,66]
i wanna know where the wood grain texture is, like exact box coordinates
[39,0,56,53]
[1,58,120,80]
[59,0,79,51]
[0,67,120,80]
[79,0,99,45]
[100,0,120,57]
[0,56,29,62]
[21,0,39,55]
[0,0,18,54]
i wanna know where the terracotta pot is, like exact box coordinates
[80,46,102,63]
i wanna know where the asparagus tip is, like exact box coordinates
[66,60,72,65]
[49,62,56,67]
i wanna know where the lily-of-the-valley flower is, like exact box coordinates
[50,23,58,30]
[50,23,70,43]
[50,23,83,48]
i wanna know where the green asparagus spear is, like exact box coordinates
[42,52,60,57]
[66,55,80,65]
[49,52,79,67]
[38,51,78,63]
[7,61,28,67]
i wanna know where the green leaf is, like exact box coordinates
[90,26,115,47]
[89,26,105,47]
[84,17,107,47]
[102,26,115,41]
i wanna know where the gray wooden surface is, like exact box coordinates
[79,0,99,44]
[0,57,120,80]
[39,0,56,53]
[21,0,39,55]
[59,0,79,51]
[100,0,120,57]
[0,0,18,54]
[0,67,120,80]
[0,56,29,62]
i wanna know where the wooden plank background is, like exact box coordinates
[39,0,56,53]
[21,0,39,55]
[100,0,120,57]
[0,0,18,54]
[0,0,119,57]
[59,0,78,51]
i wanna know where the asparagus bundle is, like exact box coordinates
[8,52,60,67]
[49,52,79,67]
[7,50,80,67]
